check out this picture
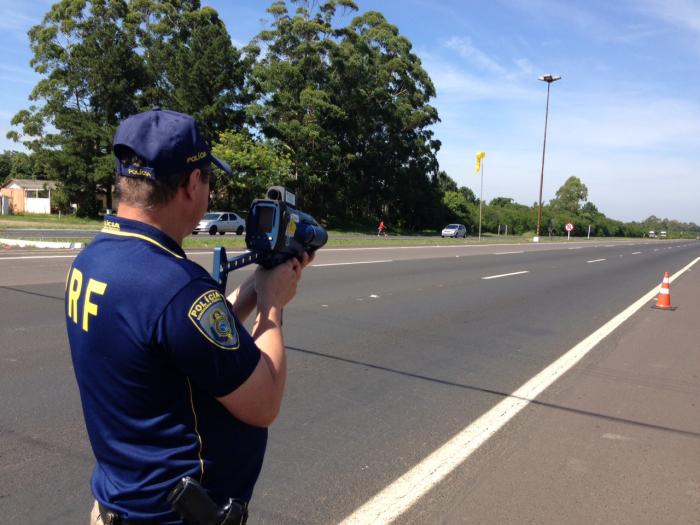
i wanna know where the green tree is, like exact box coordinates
[490,197,514,207]
[9,0,148,216]
[0,151,36,182]
[436,170,458,193]
[212,131,293,211]
[331,8,441,227]
[136,2,254,142]
[442,190,475,230]
[249,0,348,218]
[458,186,477,204]
[550,175,588,214]
[9,0,250,216]
[251,1,441,228]
[0,152,11,183]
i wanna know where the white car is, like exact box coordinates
[441,224,467,238]
[192,212,246,236]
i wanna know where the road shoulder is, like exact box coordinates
[405,266,700,524]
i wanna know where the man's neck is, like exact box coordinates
[116,204,186,246]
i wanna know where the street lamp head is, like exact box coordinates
[538,74,561,83]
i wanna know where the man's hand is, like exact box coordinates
[255,252,313,311]
[217,251,313,427]
[227,252,313,322]
[227,273,256,322]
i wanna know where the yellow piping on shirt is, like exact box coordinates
[186,378,205,482]
[100,228,184,259]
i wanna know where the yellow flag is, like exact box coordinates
[475,151,486,174]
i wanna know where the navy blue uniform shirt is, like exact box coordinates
[65,216,265,523]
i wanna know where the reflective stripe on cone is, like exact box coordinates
[653,271,676,310]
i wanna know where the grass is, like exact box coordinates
[0,232,608,249]
[0,213,101,229]
[2,213,695,248]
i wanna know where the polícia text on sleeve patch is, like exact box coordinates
[188,290,240,350]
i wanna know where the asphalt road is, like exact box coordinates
[1,239,698,524]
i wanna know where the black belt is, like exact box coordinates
[98,501,248,525]
[98,502,138,525]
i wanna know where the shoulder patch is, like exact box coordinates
[188,290,240,350]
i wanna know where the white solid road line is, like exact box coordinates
[481,270,530,280]
[494,251,524,255]
[631,251,642,255]
[567,247,582,250]
[587,258,606,263]
[313,259,392,267]
[338,256,700,525]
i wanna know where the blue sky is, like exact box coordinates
[1,0,698,223]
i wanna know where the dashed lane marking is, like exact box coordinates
[481,270,530,280]
[313,260,393,267]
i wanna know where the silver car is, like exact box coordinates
[441,224,467,238]
[192,212,246,236]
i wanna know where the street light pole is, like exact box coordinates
[534,74,561,242]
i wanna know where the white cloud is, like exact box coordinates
[633,0,700,33]
[553,93,700,152]
[444,36,506,75]
[0,63,40,86]
[512,58,535,78]
[442,37,541,83]
[419,49,540,101]
[503,0,669,45]
[606,24,660,44]
[502,0,609,33]
[0,11,38,33]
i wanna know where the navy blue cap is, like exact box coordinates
[113,108,232,180]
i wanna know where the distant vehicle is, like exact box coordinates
[441,224,467,238]
[648,231,657,238]
[659,231,667,238]
[192,212,245,235]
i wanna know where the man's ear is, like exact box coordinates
[182,168,202,200]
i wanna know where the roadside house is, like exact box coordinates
[0,179,58,214]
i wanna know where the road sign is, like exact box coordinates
[565,223,574,232]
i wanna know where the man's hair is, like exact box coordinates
[116,149,211,209]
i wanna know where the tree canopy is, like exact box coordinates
[549,175,588,214]
[9,0,250,215]
[248,0,442,227]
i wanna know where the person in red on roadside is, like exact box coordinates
[377,219,387,237]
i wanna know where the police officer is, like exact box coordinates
[65,108,310,524]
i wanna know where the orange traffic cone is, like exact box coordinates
[652,272,676,310]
